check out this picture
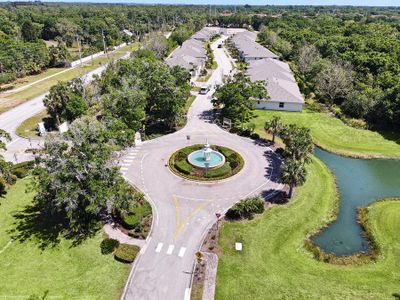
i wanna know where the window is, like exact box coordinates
[279,102,285,108]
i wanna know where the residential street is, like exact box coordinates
[121,36,283,300]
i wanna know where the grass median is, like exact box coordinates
[0,178,129,299]
[216,156,400,299]
[253,109,400,159]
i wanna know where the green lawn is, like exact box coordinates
[16,110,48,139]
[253,109,400,158]
[0,68,63,91]
[0,43,139,113]
[0,178,130,299]
[216,157,400,299]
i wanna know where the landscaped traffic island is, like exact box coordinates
[169,143,244,181]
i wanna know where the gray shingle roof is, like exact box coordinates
[231,30,278,60]
[247,58,304,104]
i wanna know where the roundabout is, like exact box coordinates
[121,36,284,300]
[169,141,244,181]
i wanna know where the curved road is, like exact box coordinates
[121,36,283,300]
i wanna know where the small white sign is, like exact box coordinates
[235,242,242,251]
[59,122,69,134]
[38,122,46,136]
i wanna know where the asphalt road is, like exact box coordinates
[0,52,130,163]
[121,36,283,300]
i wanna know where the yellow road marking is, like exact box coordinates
[172,195,211,241]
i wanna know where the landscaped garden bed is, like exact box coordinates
[168,144,244,181]
[119,193,152,239]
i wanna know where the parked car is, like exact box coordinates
[199,85,210,95]
[217,44,223,48]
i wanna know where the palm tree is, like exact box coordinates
[264,116,283,143]
[281,125,313,162]
[280,158,307,198]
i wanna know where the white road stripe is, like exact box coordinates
[166,244,174,255]
[124,159,134,163]
[155,242,163,253]
[125,155,136,159]
[119,163,131,167]
[120,167,129,170]
[184,288,191,300]
[178,247,186,258]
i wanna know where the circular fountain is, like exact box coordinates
[187,140,225,169]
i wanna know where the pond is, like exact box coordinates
[312,148,400,256]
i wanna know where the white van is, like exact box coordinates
[199,85,210,95]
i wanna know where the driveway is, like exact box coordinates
[121,36,283,300]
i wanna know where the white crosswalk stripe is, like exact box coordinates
[178,247,186,258]
[155,243,163,253]
[166,244,175,255]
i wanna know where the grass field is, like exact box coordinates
[0,68,63,92]
[0,43,139,114]
[216,157,400,299]
[0,178,129,299]
[253,109,400,158]
[15,110,48,139]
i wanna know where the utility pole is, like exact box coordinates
[76,34,83,66]
[101,29,108,59]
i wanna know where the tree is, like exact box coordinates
[143,32,167,58]
[21,20,40,42]
[297,44,321,75]
[101,82,146,132]
[33,117,136,238]
[264,116,283,143]
[280,158,307,198]
[44,79,86,125]
[281,124,313,163]
[212,73,268,126]
[0,129,14,186]
[315,61,353,107]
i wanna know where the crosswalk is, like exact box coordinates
[119,144,142,175]
[155,242,187,258]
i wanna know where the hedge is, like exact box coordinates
[100,238,120,255]
[11,160,35,179]
[114,244,140,263]
[204,163,232,178]
[226,197,265,220]
[175,159,193,174]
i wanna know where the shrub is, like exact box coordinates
[122,214,140,229]
[0,177,6,196]
[175,159,193,175]
[114,244,140,263]
[226,197,265,220]
[250,133,260,140]
[344,118,367,129]
[100,238,120,255]
[204,163,231,178]
[12,161,34,178]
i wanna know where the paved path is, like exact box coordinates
[104,224,146,248]
[121,36,283,300]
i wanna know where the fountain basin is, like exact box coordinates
[188,149,225,169]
